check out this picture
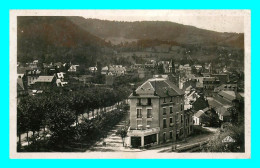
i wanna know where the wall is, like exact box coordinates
[129,97,160,130]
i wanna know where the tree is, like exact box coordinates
[171,59,175,74]
[17,99,30,150]
[17,97,33,148]
[48,106,76,150]
[202,124,244,152]
[157,63,164,74]
[116,127,128,147]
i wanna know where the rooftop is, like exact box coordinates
[218,90,236,101]
[35,76,55,83]
[131,78,184,98]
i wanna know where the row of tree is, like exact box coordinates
[17,86,131,151]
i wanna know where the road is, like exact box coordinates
[86,126,219,153]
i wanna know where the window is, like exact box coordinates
[147,98,152,105]
[163,132,166,142]
[170,107,173,114]
[181,114,183,124]
[180,104,183,111]
[170,117,173,127]
[147,120,152,127]
[163,97,166,103]
[176,113,179,122]
[170,96,173,102]
[163,118,167,128]
[137,109,142,118]
[163,108,166,115]
[170,131,173,139]
[147,109,152,118]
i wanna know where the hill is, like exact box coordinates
[17,16,109,65]
[68,17,244,49]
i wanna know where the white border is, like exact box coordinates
[9,10,251,159]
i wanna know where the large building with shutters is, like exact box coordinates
[128,77,193,148]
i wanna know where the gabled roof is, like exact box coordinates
[216,105,232,116]
[208,98,223,108]
[218,90,236,101]
[134,78,184,97]
[17,78,25,91]
[35,76,55,83]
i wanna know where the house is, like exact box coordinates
[214,84,237,92]
[54,62,63,69]
[33,60,39,64]
[26,69,41,86]
[193,107,210,125]
[128,77,193,148]
[194,65,203,72]
[218,90,236,103]
[55,72,68,87]
[203,77,220,96]
[101,66,109,75]
[211,74,229,84]
[108,65,126,76]
[89,66,97,73]
[68,65,79,72]
[216,105,233,122]
[207,90,238,123]
[32,76,57,92]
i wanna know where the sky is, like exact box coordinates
[79,10,246,33]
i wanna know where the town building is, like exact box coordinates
[108,65,126,76]
[128,77,193,148]
[193,107,210,125]
[68,65,80,72]
[203,77,220,96]
[32,75,57,92]
[26,69,41,86]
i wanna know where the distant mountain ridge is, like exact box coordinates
[17,16,109,64]
[17,16,244,65]
[68,17,244,49]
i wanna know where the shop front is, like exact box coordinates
[128,127,160,148]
